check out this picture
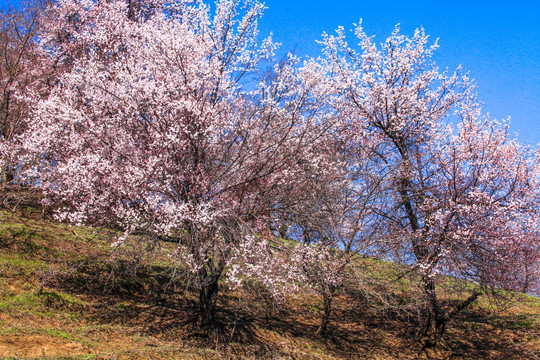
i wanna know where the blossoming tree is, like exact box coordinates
[0,0,54,207]
[24,0,335,326]
[316,23,540,344]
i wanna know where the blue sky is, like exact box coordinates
[258,0,540,145]
[2,0,538,144]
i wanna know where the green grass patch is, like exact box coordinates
[42,328,88,345]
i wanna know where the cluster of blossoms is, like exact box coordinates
[226,235,300,302]
[292,243,347,291]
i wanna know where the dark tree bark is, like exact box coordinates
[198,274,220,328]
[316,286,335,338]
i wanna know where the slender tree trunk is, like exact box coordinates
[278,223,288,239]
[198,276,219,328]
[196,255,224,329]
[1,164,15,209]
[189,224,229,329]
[316,287,335,338]
[1,164,14,191]
[421,276,446,347]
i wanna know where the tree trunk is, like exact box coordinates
[198,275,219,328]
[421,276,446,347]
[196,261,221,329]
[1,164,15,209]
[1,164,14,191]
[316,287,335,338]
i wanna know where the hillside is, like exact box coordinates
[0,210,538,359]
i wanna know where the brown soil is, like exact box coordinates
[0,335,91,358]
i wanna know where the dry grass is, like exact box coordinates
[0,210,538,359]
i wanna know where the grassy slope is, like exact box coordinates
[0,210,538,360]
